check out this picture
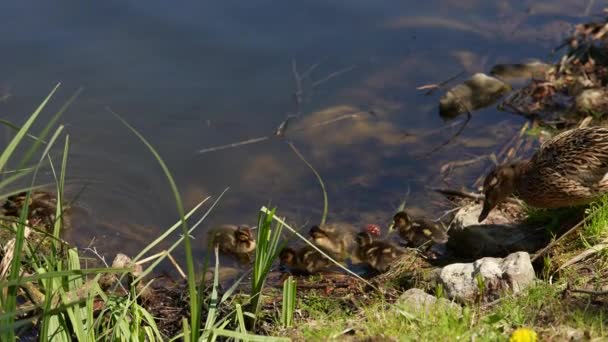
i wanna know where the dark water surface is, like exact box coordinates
[0,0,602,264]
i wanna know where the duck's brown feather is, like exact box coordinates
[517,127,608,207]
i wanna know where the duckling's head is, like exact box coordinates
[309,225,327,240]
[389,211,411,233]
[479,163,518,222]
[233,226,256,254]
[279,247,297,266]
[235,226,254,242]
[356,231,374,247]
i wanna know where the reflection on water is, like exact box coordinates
[0,0,602,265]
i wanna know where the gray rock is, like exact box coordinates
[439,251,535,303]
[550,325,586,341]
[452,202,511,227]
[398,288,461,315]
[447,203,548,258]
[439,73,511,118]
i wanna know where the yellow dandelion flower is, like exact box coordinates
[509,327,537,342]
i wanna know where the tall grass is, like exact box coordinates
[0,87,298,341]
[281,276,296,328]
[247,208,286,329]
[109,108,202,340]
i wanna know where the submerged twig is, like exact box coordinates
[288,141,328,226]
[430,187,484,201]
[197,136,271,154]
[291,59,303,117]
[311,65,356,89]
[197,113,361,155]
[440,155,490,176]
[419,90,475,158]
[416,70,465,96]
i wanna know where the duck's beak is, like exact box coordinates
[478,201,493,223]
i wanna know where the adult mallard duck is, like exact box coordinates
[479,126,608,222]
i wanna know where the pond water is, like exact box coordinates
[0,0,602,265]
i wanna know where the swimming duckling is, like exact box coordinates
[479,127,608,222]
[309,224,356,261]
[279,246,332,275]
[2,191,69,229]
[390,211,448,249]
[355,232,403,273]
[208,224,256,263]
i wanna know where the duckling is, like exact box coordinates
[2,191,69,229]
[309,224,356,261]
[279,246,332,275]
[390,211,448,248]
[208,224,256,263]
[479,127,608,222]
[355,232,403,273]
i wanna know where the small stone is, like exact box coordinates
[448,203,548,258]
[439,252,535,304]
[548,325,586,341]
[111,253,133,269]
[397,288,461,315]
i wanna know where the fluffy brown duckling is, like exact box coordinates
[390,211,448,248]
[279,246,332,275]
[208,224,256,263]
[2,191,69,229]
[309,224,357,262]
[479,127,608,222]
[355,231,403,273]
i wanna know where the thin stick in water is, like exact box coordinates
[197,136,270,154]
[287,141,328,226]
[311,65,357,89]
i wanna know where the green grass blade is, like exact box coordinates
[0,119,47,143]
[132,188,228,284]
[202,247,221,337]
[54,135,69,239]
[288,142,328,225]
[210,328,290,342]
[18,87,81,170]
[0,83,60,172]
[219,270,251,304]
[109,108,199,341]
[235,304,247,334]
[0,268,128,288]
[281,276,296,328]
[132,196,210,263]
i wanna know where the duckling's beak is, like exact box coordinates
[387,221,396,234]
